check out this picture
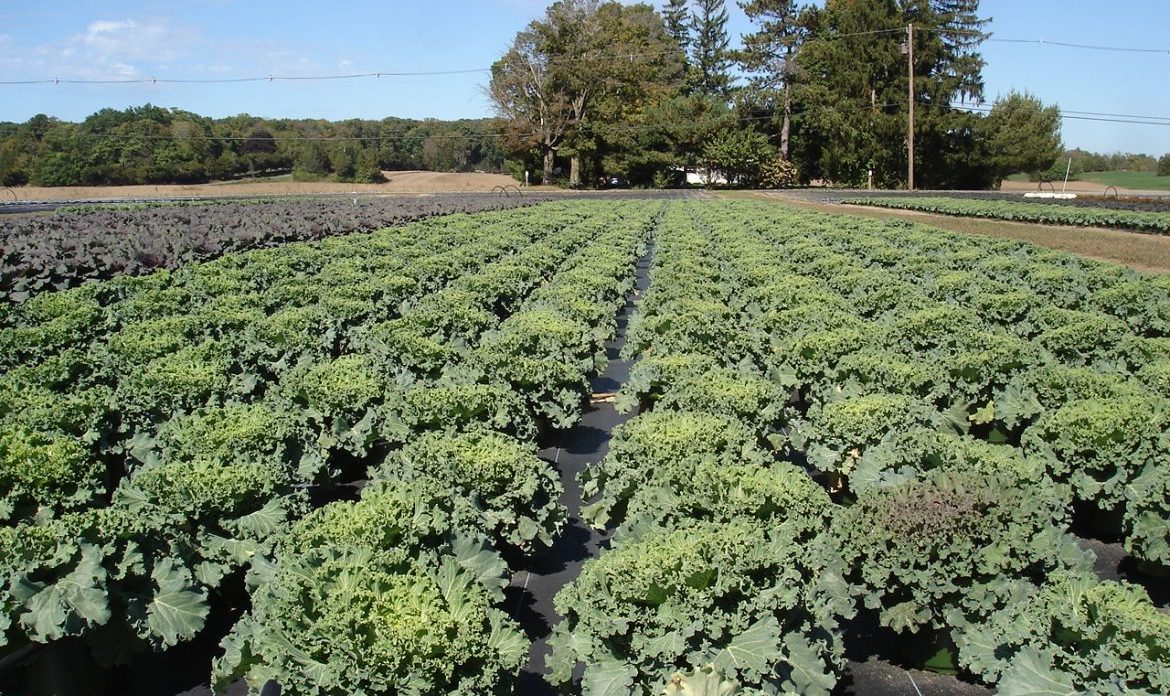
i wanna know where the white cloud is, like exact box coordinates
[78,18,200,68]
[0,18,203,80]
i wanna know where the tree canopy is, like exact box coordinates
[981,90,1063,183]
[0,106,508,187]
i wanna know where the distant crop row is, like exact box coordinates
[0,193,550,304]
[0,201,658,694]
[844,195,1170,234]
[562,202,1170,695]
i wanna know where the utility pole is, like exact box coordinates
[907,22,915,191]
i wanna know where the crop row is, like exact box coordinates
[843,195,1170,234]
[0,201,659,694]
[0,193,555,304]
[564,201,1169,695]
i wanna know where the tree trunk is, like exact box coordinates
[569,154,581,188]
[780,89,792,162]
[542,146,555,185]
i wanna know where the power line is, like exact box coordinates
[986,37,1169,54]
[943,97,1170,123]
[1,25,1165,87]
[0,68,493,86]
[914,26,1169,54]
[948,102,1170,127]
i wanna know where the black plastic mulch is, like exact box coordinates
[509,245,654,694]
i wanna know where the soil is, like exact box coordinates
[4,170,542,201]
[1000,179,1170,198]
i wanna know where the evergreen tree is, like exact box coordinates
[690,0,733,97]
[662,0,691,57]
[738,0,811,160]
[933,0,991,103]
[982,90,1062,182]
[788,0,994,188]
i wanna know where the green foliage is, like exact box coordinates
[115,341,234,422]
[374,430,566,550]
[981,91,1063,181]
[700,129,778,188]
[1,106,507,187]
[619,460,832,545]
[0,427,104,522]
[402,383,537,441]
[580,410,774,529]
[278,478,488,561]
[833,466,1087,633]
[791,393,937,475]
[657,367,789,435]
[213,474,525,696]
[214,549,525,696]
[844,196,1170,235]
[1123,462,1170,567]
[953,572,1170,694]
[690,0,734,97]
[2,457,297,654]
[1021,396,1170,508]
[758,158,800,188]
[550,520,844,695]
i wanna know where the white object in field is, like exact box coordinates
[686,169,728,185]
[1024,192,1077,199]
[1062,157,1072,193]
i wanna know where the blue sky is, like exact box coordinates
[0,0,1167,154]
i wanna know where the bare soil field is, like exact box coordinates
[724,190,1170,274]
[4,170,532,201]
[999,178,1170,198]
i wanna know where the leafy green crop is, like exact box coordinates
[1021,395,1170,508]
[374,429,566,550]
[549,520,845,696]
[833,466,1088,633]
[953,572,1170,694]
[844,196,1170,235]
[214,475,526,696]
[1123,461,1170,567]
[580,410,770,529]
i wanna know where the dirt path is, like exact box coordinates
[4,170,545,201]
[723,191,1170,274]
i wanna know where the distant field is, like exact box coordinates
[1004,170,1170,192]
[3,170,527,200]
[1080,170,1170,191]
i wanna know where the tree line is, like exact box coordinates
[0,105,509,187]
[4,1,1164,191]
[488,0,1079,189]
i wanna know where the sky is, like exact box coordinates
[0,0,1167,155]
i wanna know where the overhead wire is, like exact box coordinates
[0,24,1165,87]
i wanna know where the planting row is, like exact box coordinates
[843,195,1170,234]
[0,192,555,304]
[564,201,1169,695]
[0,200,658,694]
